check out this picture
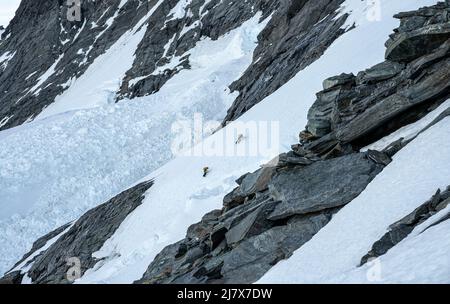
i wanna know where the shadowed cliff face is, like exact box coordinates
[0,0,347,130]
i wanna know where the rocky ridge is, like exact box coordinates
[303,1,450,157]
[1,1,450,284]
[0,0,347,130]
[361,186,450,266]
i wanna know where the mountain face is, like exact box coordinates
[0,0,346,130]
[0,0,450,284]
[0,0,350,279]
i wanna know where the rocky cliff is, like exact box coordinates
[1,1,449,284]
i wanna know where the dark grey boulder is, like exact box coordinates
[240,167,276,197]
[135,240,183,284]
[335,54,450,144]
[225,200,278,245]
[268,153,384,221]
[186,209,222,241]
[277,151,316,167]
[366,150,392,166]
[221,194,274,232]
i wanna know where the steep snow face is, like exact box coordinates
[34,1,165,119]
[0,13,269,276]
[333,206,450,284]
[259,117,450,284]
[75,0,440,284]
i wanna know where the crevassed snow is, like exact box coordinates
[259,117,450,284]
[168,0,192,21]
[0,12,269,277]
[362,99,450,152]
[76,0,439,283]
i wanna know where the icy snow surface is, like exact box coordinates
[0,12,269,276]
[362,99,450,152]
[35,1,165,119]
[75,0,440,283]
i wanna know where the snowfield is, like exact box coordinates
[0,0,445,284]
[0,12,269,276]
[259,117,450,284]
[74,0,440,283]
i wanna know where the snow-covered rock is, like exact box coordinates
[0,0,449,285]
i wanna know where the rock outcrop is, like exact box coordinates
[1,181,153,284]
[360,186,450,266]
[136,152,384,284]
[2,2,450,284]
[303,1,450,157]
[0,0,348,131]
[222,0,348,123]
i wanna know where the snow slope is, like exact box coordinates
[259,117,450,284]
[73,0,439,283]
[0,13,269,276]
[35,1,165,119]
[332,206,450,284]
[362,99,450,152]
